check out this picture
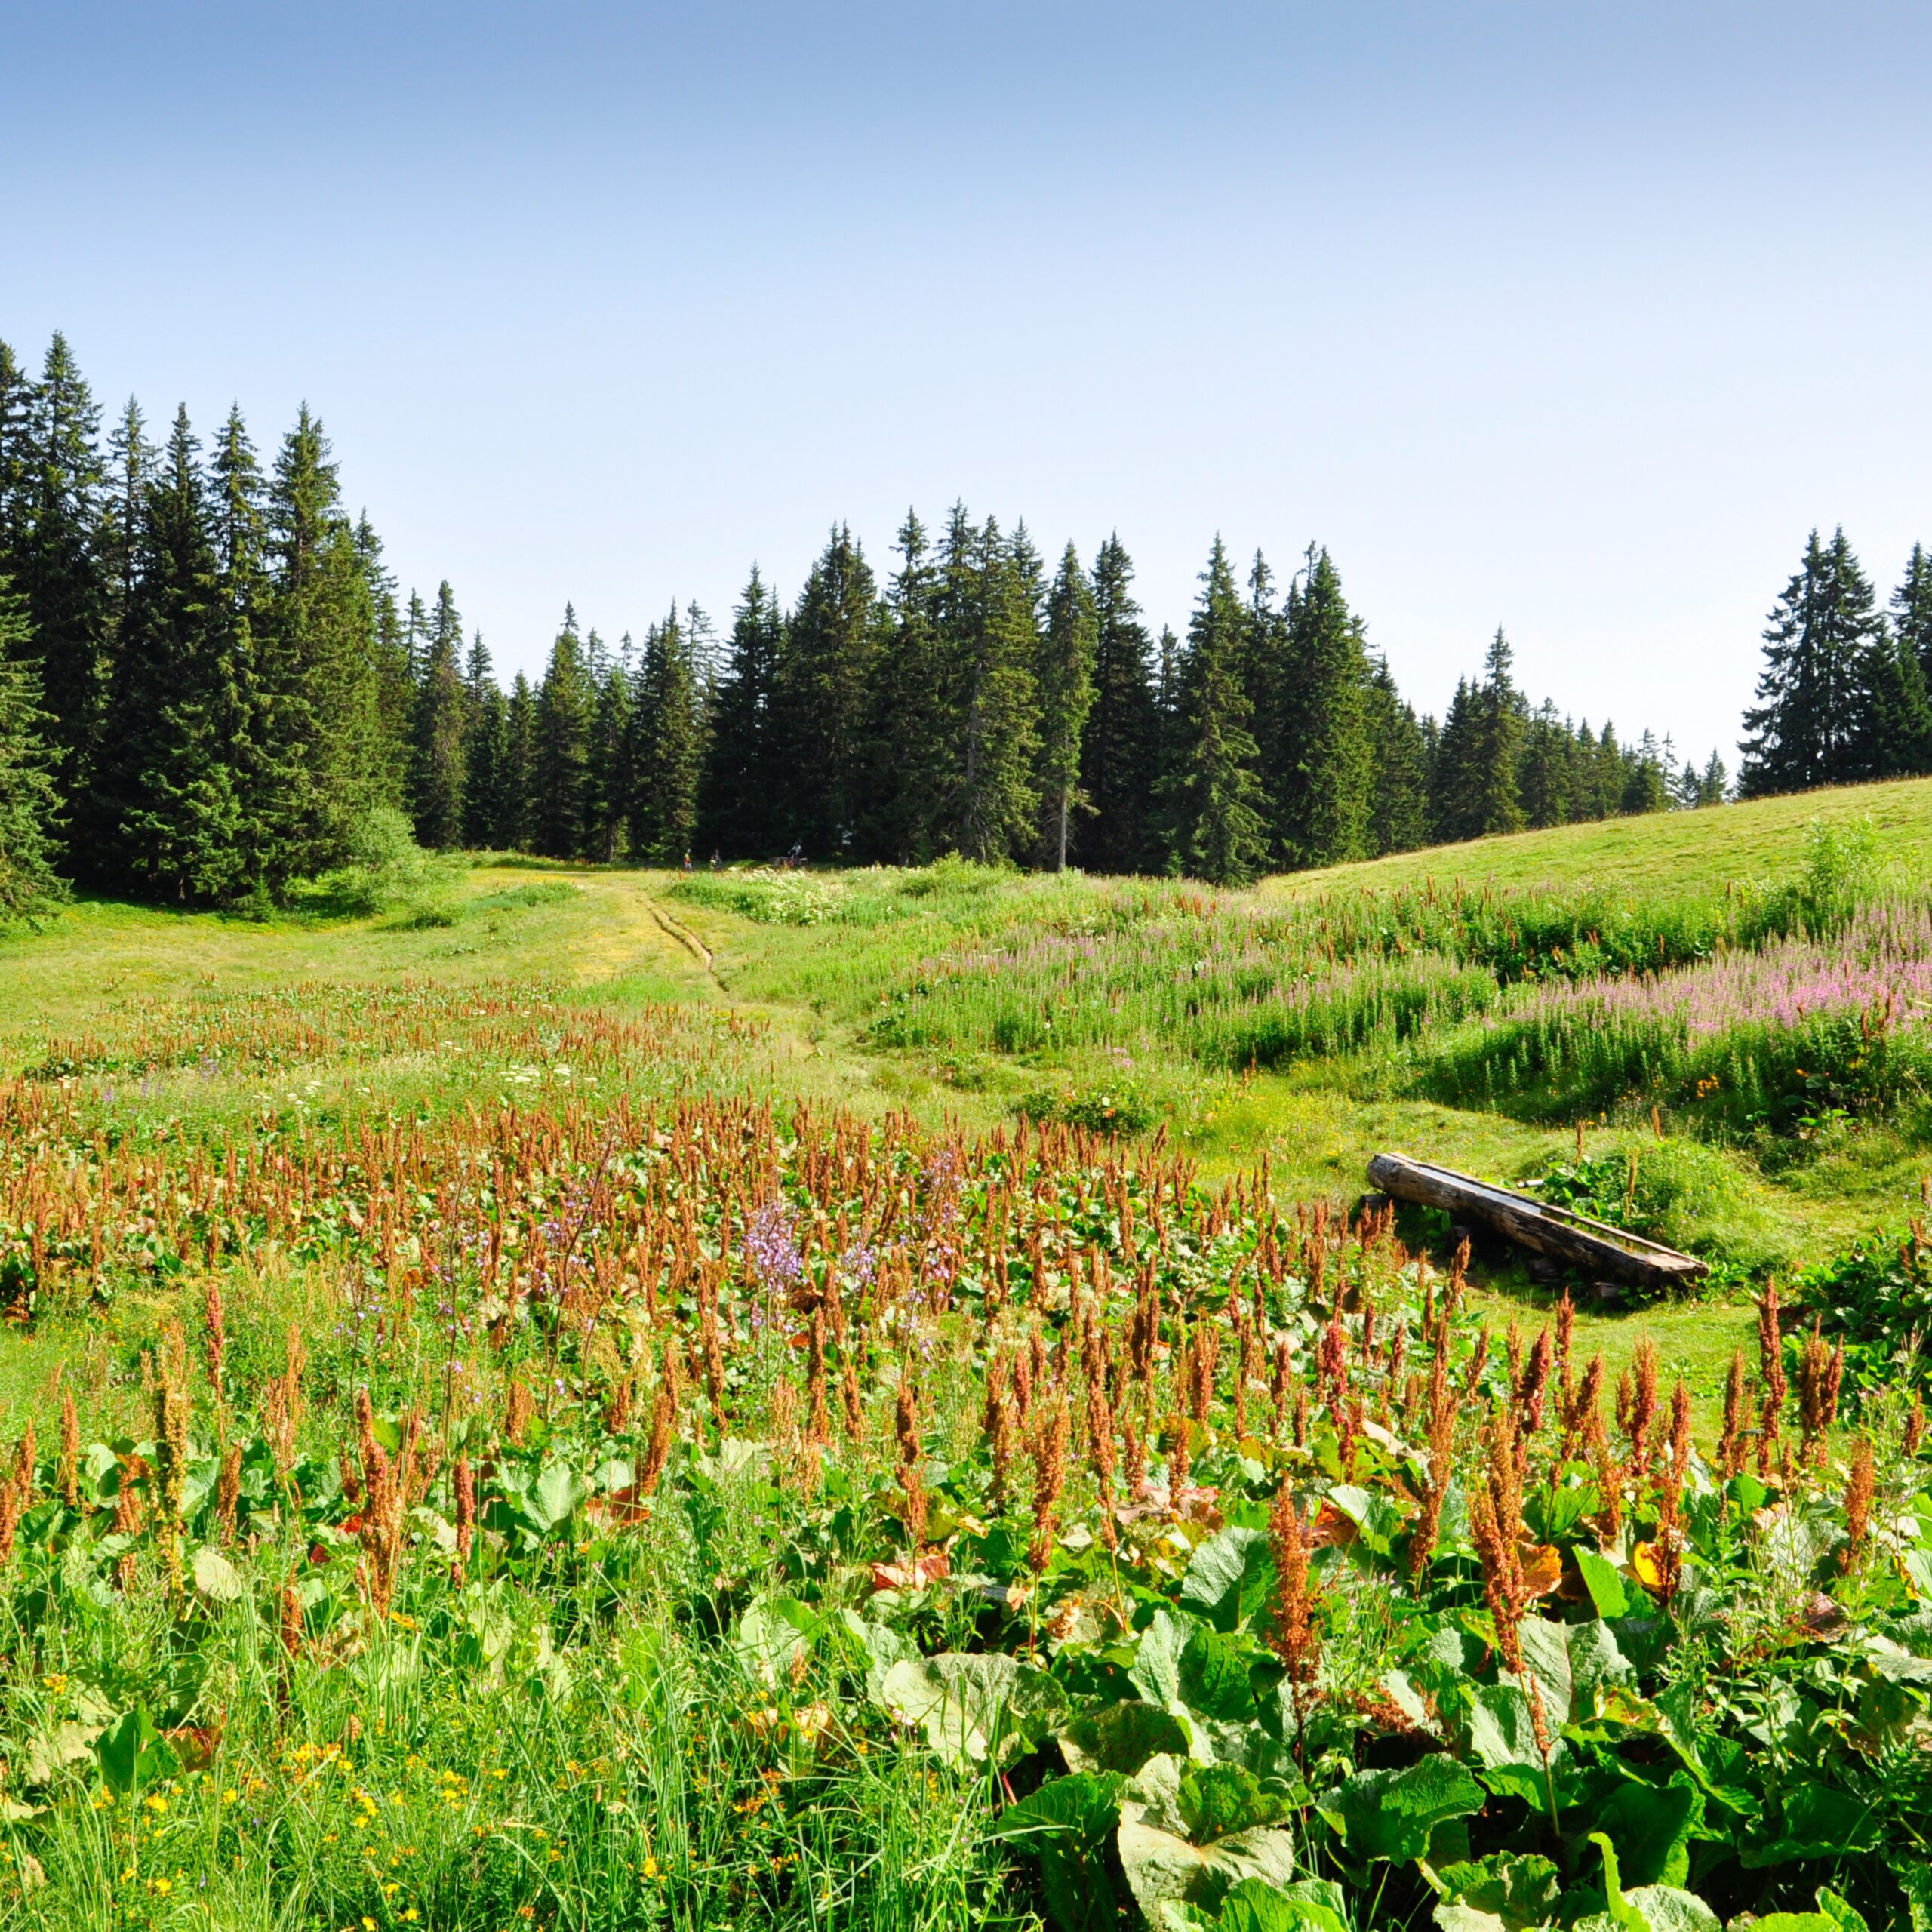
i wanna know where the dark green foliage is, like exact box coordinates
[582,634,633,864]
[701,566,785,859]
[1741,529,1890,795]
[1267,545,1373,868]
[629,607,708,865]
[99,408,248,902]
[530,608,594,858]
[773,525,878,859]
[859,514,950,864]
[1165,538,1270,884]
[1037,541,1097,871]
[0,576,63,922]
[1078,536,1161,873]
[1432,630,1526,842]
[408,582,467,849]
[11,335,108,826]
[946,512,1043,865]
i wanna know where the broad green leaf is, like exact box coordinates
[529,1459,588,1533]
[1130,1611,1187,1709]
[1115,1817,1301,1921]
[1515,1620,1574,1727]
[1316,1755,1484,1863]
[1326,1484,1405,1561]
[1179,1628,1258,1724]
[1623,1888,1720,1932]
[1601,1776,1700,1888]
[1577,1548,1630,1620]
[877,1652,1068,1771]
[190,1544,244,1604]
[1060,1701,1192,1776]
[732,1594,822,1678]
[1180,1528,1274,1632]
[1435,1853,1561,1929]
[94,1709,168,1798]
[991,1771,1125,1932]
[1567,1620,1638,1715]
[1217,1877,1349,1932]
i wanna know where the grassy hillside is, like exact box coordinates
[1278,773,1932,897]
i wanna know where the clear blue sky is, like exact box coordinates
[6,2,1929,764]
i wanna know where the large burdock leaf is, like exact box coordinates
[990,1770,1127,1932]
[1315,1755,1484,1863]
[1118,1754,1301,1922]
[1216,1876,1352,1932]
[1060,1700,1192,1776]
[191,1544,245,1604]
[1130,1610,1188,1707]
[1180,1528,1274,1632]
[876,1652,1068,1771]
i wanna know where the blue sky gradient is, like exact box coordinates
[5,2,1929,761]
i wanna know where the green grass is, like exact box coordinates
[5,784,1932,1927]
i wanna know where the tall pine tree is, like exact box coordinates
[530,607,593,857]
[1036,541,1097,870]
[701,565,785,858]
[1740,529,1884,796]
[1165,537,1269,884]
[407,580,467,848]
[629,607,707,864]
[0,574,64,921]
[1269,545,1373,868]
[1078,534,1160,873]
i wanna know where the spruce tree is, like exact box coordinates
[209,406,274,894]
[502,672,536,851]
[1894,543,1932,691]
[583,638,634,863]
[772,525,878,857]
[0,576,65,921]
[530,607,593,857]
[358,517,413,804]
[1078,534,1160,873]
[1518,703,1573,829]
[630,607,706,864]
[0,343,32,558]
[1363,656,1429,854]
[14,334,107,820]
[1164,537,1269,884]
[702,565,785,858]
[859,515,952,864]
[407,581,467,848]
[463,650,510,853]
[102,407,248,901]
[1270,545,1373,868]
[946,516,1041,864]
[1470,630,1527,835]
[1620,730,1672,814]
[1036,540,1097,869]
[1740,528,1884,795]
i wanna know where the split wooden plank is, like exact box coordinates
[1366,1151,1707,1294]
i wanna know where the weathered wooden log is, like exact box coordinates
[1366,1151,1707,1294]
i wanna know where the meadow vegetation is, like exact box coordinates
[0,783,1929,1929]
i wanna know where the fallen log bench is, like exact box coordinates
[1366,1151,1709,1297]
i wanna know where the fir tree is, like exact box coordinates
[630,607,706,864]
[773,525,878,857]
[407,581,467,848]
[1740,528,1884,795]
[583,637,634,863]
[859,516,952,864]
[948,515,1041,864]
[1271,545,1373,868]
[1470,630,1526,836]
[1078,534,1160,873]
[14,334,107,819]
[1894,543,1932,691]
[1518,702,1573,829]
[1621,730,1671,814]
[102,408,247,902]
[0,342,32,557]
[530,607,593,857]
[358,516,412,804]
[502,672,536,851]
[209,406,273,894]
[0,576,65,922]
[1165,537,1269,884]
[702,565,785,857]
[462,635,510,851]
[1363,656,1429,854]
[257,408,385,878]
[1036,541,1097,870]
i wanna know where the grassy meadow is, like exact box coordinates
[0,781,1930,1928]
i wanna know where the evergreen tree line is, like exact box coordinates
[0,331,1713,903]
[1740,527,1932,798]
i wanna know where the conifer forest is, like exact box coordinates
[5,330,1932,1932]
